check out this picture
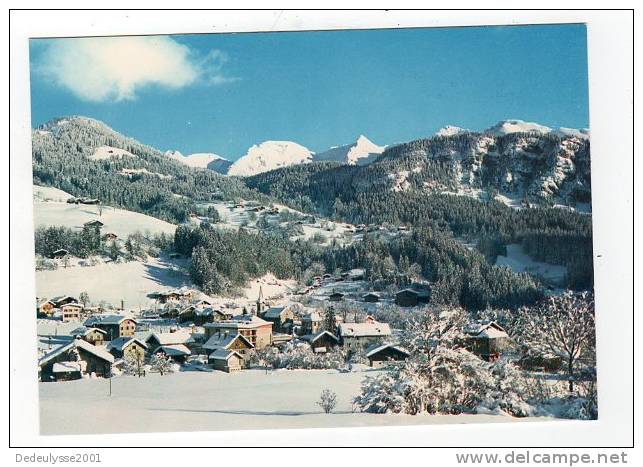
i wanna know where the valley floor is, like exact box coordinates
[39,369,553,436]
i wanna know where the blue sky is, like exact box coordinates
[29,24,589,159]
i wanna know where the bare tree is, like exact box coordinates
[515,291,595,392]
[317,389,338,414]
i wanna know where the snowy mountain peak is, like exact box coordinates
[165,150,228,170]
[485,120,552,136]
[314,135,385,166]
[227,141,314,177]
[435,125,468,137]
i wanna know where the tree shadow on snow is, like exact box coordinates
[146,407,353,417]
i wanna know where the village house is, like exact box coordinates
[51,295,78,307]
[51,249,69,259]
[204,314,273,349]
[395,287,430,307]
[104,232,118,241]
[193,307,229,326]
[338,321,392,350]
[329,291,345,302]
[178,305,197,323]
[300,330,340,353]
[260,305,297,334]
[38,339,114,382]
[365,343,410,367]
[300,311,323,335]
[203,332,254,359]
[464,321,510,361]
[61,302,83,322]
[83,220,104,228]
[210,349,244,373]
[145,330,195,359]
[69,326,107,346]
[106,337,148,360]
[362,292,380,303]
[37,299,56,317]
[84,315,137,340]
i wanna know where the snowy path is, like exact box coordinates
[39,369,552,436]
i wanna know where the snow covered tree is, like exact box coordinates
[79,291,90,307]
[323,306,337,333]
[149,353,175,376]
[317,389,338,414]
[514,291,595,392]
[123,351,146,377]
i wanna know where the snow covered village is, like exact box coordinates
[26,25,599,436]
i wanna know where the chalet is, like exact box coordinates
[178,305,197,323]
[153,344,191,362]
[329,292,345,302]
[104,232,118,241]
[51,249,69,259]
[37,299,56,317]
[203,332,254,359]
[79,198,100,205]
[155,290,186,304]
[61,303,83,322]
[38,339,114,382]
[363,292,380,303]
[204,314,273,349]
[69,326,107,346]
[106,337,148,360]
[260,305,296,334]
[145,330,194,354]
[193,307,229,326]
[301,330,340,353]
[395,288,430,307]
[464,321,510,361]
[51,295,78,307]
[365,343,410,367]
[84,315,137,340]
[300,311,323,335]
[83,220,104,228]
[338,321,392,350]
[210,349,244,373]
[158,306,180,319]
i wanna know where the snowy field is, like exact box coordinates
[496,244,567,285]
[35,257,191,308]
[39,369,552,436]
[33,186,176,238]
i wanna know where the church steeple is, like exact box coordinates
[256,286,264,315]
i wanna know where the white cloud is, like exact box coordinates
[35,36,237,102]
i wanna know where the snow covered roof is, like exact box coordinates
[465,321,509,339]
[85,314,136,326]
[207,315,271,329]
[263,306,289,319]
[209,348,243,361]
[147,331,194,346]
[302,311,322,322]
[52,361,83,373]
[203,332,254,351]
[39,339,114,366]
[70,326,107,337]
[365,343,410,358]
[301,330,339,344]
[338,322,392,338]
[158,344,191,357]
[106,337,148,352]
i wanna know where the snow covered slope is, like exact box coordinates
[435,126,468,137]
[313,135,385,166]
[484,119,552,136]
[227,141,314,176]
[165,150,232,173]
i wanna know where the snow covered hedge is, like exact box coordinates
[256,342,347,370]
